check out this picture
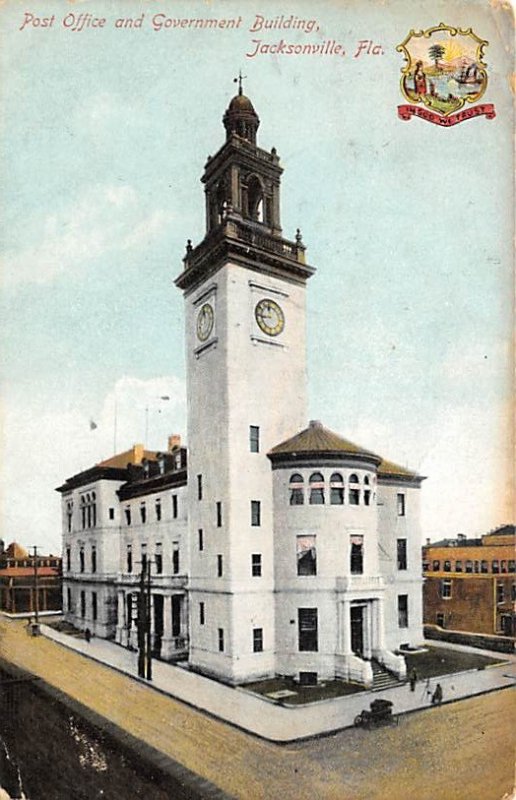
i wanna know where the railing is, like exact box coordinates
[336,654,373,687]
[374,649,407,680]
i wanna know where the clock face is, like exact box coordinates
[255,298,285,337]
[196,303,214,342]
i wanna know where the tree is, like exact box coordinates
[428,44,446,71]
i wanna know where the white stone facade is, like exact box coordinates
[58,88,424,688]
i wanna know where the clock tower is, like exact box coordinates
[176,82,315,683]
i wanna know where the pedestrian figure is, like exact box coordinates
[431,683,443,705]
[84,628,91,643]
[409,668,417,692]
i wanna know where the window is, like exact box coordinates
[251,501,261,527]
[216,502,222,527]
[455,560,463,572]
[481,560,488,573]
[432,560,440,572]
[309,473,325,505]
[198,529,204,552]
[67,588,72,612]
[298,608,318,651]
[155,500,162,522]
[253,628,263,653]
[330,473,344,505]
[66,501,73,532]
[92,493,97,527]
[364,490,371,506]
[289,474,304,506]
[197,474,203,501]
[217,554,223,577]
[80,591,86,618]
[218,628,224,652]
[172,543,179,575]
[66,547,71,572]
[436,612,445,628]
[172,495,178,519]
[465,560,473,573]
[141,544,147,570]
[109,507,115,520]
[474,560,480,573]
[126,545,133,573]
[509,560,516,573]
[92,592,97,621]
[155,549,163,575]
[444,560,451,572]
[398,595,408,627]
[397,493,406,516]
[397,539,407,570]
[441,579,452,599]
[501,560,507,573]
[79,547,85,573]
[250,425,260,453]
[497,583,504,604]
[91,545,97,574]
[350,535,364,574]
[511,584,516,602]
[80,496,86,530]
[251,554,262,577]
[347,474,359,505]
[199,602,205,625]
[492,560,500,574]
[297,535,316,576]
[125,507,131,526]
[140,503,147,524]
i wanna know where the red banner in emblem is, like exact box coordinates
[398,104,496,126]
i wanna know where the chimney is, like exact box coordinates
[425,538,431,546]
[131,444,145,465]
[168,434,181,452]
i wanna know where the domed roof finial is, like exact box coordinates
[233,70,247,96]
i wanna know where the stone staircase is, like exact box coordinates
[371,659,404,691]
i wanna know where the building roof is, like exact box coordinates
[268,420,421,480]
[3,542,29,559]
[98,444,158,469]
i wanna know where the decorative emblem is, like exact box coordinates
[397,23,496,126]
[196,303,214,342]
[255,298,285,337]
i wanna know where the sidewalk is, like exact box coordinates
[41,624,516,742]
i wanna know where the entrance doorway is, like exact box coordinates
[153,594,164,657]
[350,605,364,656]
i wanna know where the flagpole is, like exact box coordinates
[113,393,118,454]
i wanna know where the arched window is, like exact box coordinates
[80,496,86,530]
[289,474,304,506]
[348,474,360,505]
[86,493,92,528]
[248,176,264,222]
[91,492,97,527]
[330,473,344,505]
[309,473,325,505]
[364,475,370,485]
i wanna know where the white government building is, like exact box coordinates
[58,86,424,688]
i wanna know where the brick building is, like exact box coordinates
[422,525,515,637]
[0,541,62,615]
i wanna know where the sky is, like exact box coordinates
[1,0,513,553]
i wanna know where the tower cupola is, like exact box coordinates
[223,89,260,145]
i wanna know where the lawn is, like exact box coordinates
[242,676,364,705]
[404,645,504,679]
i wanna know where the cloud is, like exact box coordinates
[1,184,174,288]
[1,374,186,553]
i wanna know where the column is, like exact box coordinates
[116,590,125,645]
[342,599,352,655]
[376,597,386,651]
[363,604,372,659]
[161,595,174,659]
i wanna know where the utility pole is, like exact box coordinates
[145,558,152,681]
[31,546,40,631]
[136,555,153,681]
[137,562,146,679]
